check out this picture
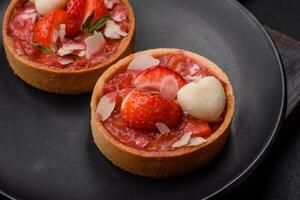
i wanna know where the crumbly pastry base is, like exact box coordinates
[3,0,135,94]
[90,48,235,178]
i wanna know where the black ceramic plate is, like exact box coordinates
[0,0,286,199]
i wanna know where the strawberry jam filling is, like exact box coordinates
[97,53,226,152]
[7,0,129,70]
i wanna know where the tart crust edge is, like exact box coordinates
[2,0,135,94]
[90,48,235,177]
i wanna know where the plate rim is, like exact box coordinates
[203,0,287,199]
[0,0,287,199]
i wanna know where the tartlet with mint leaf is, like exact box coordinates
[3,0,135,94]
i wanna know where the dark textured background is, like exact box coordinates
[224,0,300,199]
[1,0,300,199]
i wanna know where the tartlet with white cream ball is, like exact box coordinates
[91,48,235,177]
[3,0,135,94]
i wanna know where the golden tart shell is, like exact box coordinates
[3,0,135,94]
[91,48,235,177]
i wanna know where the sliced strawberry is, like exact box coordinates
[133,66,186,92]
[121,89,182,131]
[33,9,67,49]
[65,0,86,37]
[82,0,109,28]
[182,118,212,138]
[93,0,109,22]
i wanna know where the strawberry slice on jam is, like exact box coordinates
[182,118,212,138]
[65,0,86,37]
[82,0,109,33]
[33,9,67,53]
[133,66,186,91]
[121,89,182,131]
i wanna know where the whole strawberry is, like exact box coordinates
[121,89,182,131]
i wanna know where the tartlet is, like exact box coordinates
[3,0,135,94]
[91,48,235,177]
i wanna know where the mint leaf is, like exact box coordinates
[40,46,53,54]
[89,16,109,33]
[32,42,53,54]
[82,15,93,32]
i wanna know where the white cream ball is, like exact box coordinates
[177,76,226,122]
[35,0,68,15]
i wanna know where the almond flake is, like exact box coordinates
[112,12,127,22]
[156,122,171,134]
[52,30,59,43]
[57,48,72,57]
[135,138,149,148]
[62,43,85,51]
[104,19,128,39]
[85,31,106,59]
[127,54,160,71]
[160,75,179,100]
[58,24,66,42]
[172,132,192,148]
[78,50,86,57]
[59,58,73,65]
[104,0,118,9]
[96,94,116,121]
[19,12,37,21]
[187,137,207,146]
[189,64,200,75]
[24,8,36,13]
[57,43,85,56]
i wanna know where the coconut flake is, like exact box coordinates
[160,75,179,100]
[127,54,160,71]
[104,0,118,9]
[172,132,192,148]
[187,137,207,146]
[59,58,74,65]
[96,94,116,121]
[112,12,127,22]
[104,19,128,39]
[156,122,171,134]
[58,24,66,42]
[85,31,106,59]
